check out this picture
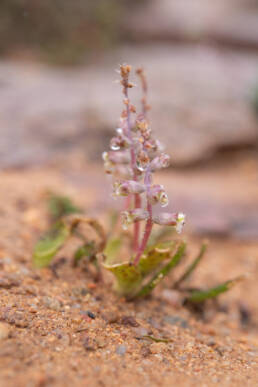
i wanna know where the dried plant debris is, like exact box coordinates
[33,214,106,272]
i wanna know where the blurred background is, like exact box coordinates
[1,0,258,239]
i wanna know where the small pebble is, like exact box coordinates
[116,344,127,356]
[87,311,96,319]
[164,315,189,329]
[121,316,139,327]
[43,297,61,311]
[103,311,119,324]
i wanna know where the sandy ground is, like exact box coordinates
[0,156,257,387]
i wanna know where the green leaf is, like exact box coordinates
[103,238,122,265]
[139,241,176,276]
[135,241,186,298]
[33,221,70,268]
[107,210,119,238]
[73,242,96,267]
[140,335,171,343]
[103,262,142,297]
[148,226,174,245]
[48,193,81,220]
[174,241,208,288]
[186,277,243,303]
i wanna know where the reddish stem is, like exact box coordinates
[124,195,131,210]
[133,193,141,251]
[133,202,152,266]
[124,86,141,251]
[133,167,153,265]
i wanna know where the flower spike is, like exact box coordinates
[103,64,185,262]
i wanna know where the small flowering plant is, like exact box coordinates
[103,65,185,252]
[101,65,241,299]
[33,65,242,304]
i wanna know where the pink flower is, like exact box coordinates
[110,133,131,150]
[150,153,170,171]
[153,212,185,233]
[148,185,169,207]
[121,209,149,230]
[113,180,146,197]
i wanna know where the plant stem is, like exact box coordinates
[133,193,141,251]
[133,205,153,266]
[124,86,141,251]
[133,167,153,265]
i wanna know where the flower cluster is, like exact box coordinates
[103,65,185,265]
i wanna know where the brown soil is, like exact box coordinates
[0,158,257,387]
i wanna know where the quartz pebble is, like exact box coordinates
[116,344,127,356]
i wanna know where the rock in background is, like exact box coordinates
[0,43,258,167]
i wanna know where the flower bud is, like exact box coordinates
[110,134,131,150]
[136,150,149,171]
[148,185,169,207]
[153,212,185,233]
[103,161,114,174]
[120,64,131,78]
[150,153,170,171]
[102,152,114,174]
[121,209,149,230]
[129,104,136,113]
[113,180,146,197]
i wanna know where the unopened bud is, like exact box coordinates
[120,64,131,78]
[129,104,136,113]
[102,153,114,174]
[144,139,158,151]
[136,150,149,171]
[136,119,148,132]
[121,209,149,230]
[110,134,131,150]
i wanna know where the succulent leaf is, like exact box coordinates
[103,262,142,297]
[135,241,186,298]
[103,237,123,265]
[33,221,70,268]
[138,241,176,276]
[186,277,243,303]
